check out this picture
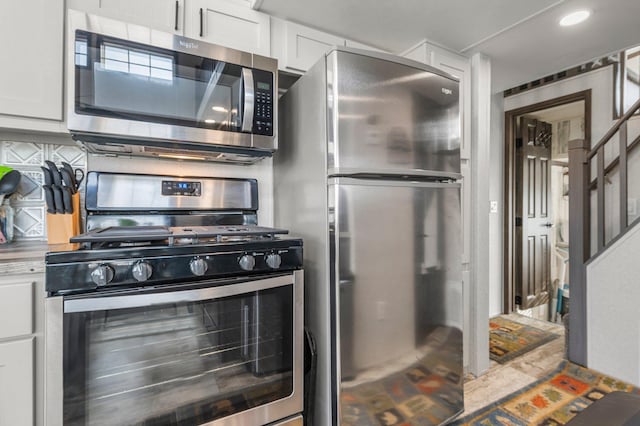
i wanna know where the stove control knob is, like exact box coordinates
[132,261,153,282]
[190,258,208,276]
[239,254,255,271]
[266,253,282,269]
[91,264,115,286]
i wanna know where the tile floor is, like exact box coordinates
[462,313,566,416]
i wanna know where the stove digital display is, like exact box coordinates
[162,180,202,196]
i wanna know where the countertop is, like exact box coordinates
[0,241,76,262]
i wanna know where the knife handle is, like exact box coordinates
[45,161,62,186]
[62,187,73,214]
[41,166,53,187]
[60,168,76,194]
[51,185,65,214]
[61,162,77,189]
[43,185,56,214]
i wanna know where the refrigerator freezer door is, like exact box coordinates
[327,50,460,178]
[330,177,463,425]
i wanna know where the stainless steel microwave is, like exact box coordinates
[66,10,277,164]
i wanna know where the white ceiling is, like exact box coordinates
[257,0,640,91]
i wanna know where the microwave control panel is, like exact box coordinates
[252,69,273,136]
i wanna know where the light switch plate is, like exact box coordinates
[490,200,498,213]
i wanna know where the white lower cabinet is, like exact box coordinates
[0,281,33,339]
[0,338,34,426]
[0,265,45,426]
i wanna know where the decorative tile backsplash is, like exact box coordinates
[0,140,87,241]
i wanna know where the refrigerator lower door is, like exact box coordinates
[329,177,463,425]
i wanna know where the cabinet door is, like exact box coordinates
[186,0,270,57]
[67,0,185,34]
[0,281,33,339]
[284,22,344,72]
[0,0,63,120]
[0,338,34,426]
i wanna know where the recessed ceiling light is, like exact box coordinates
[211,106,228,112]
[559,10,591,26]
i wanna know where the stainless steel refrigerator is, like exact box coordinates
[274,47,463,425]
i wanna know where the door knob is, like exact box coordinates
[542,222,554,228]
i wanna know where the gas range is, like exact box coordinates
[44,172,305,426]
[45,173,303,295]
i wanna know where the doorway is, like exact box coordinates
[504,91,592,322]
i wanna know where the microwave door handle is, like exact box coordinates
[241,68,254,132]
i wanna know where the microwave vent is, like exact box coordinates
[74,134,270,165]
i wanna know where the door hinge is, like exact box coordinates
[515,217,522,227]
[515,295,522,305]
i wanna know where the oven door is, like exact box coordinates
[45,271,303,426]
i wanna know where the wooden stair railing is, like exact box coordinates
[567,96,640,365]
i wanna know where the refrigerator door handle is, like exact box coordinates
[329,177,461,189]
[328,168,462,181]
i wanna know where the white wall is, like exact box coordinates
[491,66,615,317]
[493,63,640,373]
[586,222,640,386]
[504,67,615,146]
[489,92,504,316]
[469,53,492,375]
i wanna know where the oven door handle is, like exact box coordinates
[63,274,293,313]
[241,68,254,133]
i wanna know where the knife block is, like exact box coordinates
[46,193,81,244]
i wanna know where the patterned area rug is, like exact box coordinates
[451,360,640,425]
[490,316,560,364]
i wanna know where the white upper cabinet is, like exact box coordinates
[401,41,435,65]
[271,18,345,74]
[0,0,64,121]
[186,0,270,57]
[67,0,186,34]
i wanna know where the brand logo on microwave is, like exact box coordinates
[441,88,453,95]
[179,40,199,49]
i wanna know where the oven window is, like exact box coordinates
[74,30,246,132]
[63,285,293,425]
